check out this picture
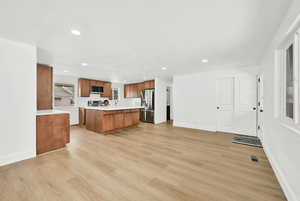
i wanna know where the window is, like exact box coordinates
[277,28,300,126]
[285,44,294,119]
[54,83,75,106]
[111,88,119,100]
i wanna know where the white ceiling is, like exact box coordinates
[0,0,292,83]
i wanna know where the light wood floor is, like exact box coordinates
[0,122,286,201]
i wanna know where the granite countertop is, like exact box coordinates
[36,109,70,116]
[85,106,144,111]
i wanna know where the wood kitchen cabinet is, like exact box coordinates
[124,83,139,98]
[85,109,140,134]
[37,64,53,110]
[79,107,86,127]
[137,82,144,96]
[78,78,111,97]
[144,80,155,89]
[124,84,131,98]
[124,80,154,98]
[103,82,112,98]
[78,78,91,97]
[36,113,70,154]
[124,109,140,127]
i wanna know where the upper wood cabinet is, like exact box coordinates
[37,64,53,110]
[124,84,137,98]
[144,80,155,89]
[103,82,112,98]
[90,80,104,87]
[78,78,112,97]
[78,78,91,97]
[124,80,154,98]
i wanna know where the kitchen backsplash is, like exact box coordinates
[77,94,141,107]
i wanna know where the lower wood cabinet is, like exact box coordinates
[79,107,86,127]
[36,114,70,154]
[85,109,140,134]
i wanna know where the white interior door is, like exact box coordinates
[234,75,257,136]
[257,75,264,139]
[216,77,235,133]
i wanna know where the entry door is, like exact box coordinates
[234,75,257,136]
[216,77,235,133]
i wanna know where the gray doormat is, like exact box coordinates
[233,135,262,148]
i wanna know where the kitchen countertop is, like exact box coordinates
[36,109,70,116]
[85,106,144,111]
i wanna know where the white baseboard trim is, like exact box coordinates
[0,151,36,167]
[173,121,216,132]
[263,142,298,201]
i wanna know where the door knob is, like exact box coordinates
[217,106,220,109]
[253,107,257,110]
[260,109,263,112]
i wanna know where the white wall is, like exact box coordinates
[173,68,258,132]
[259,1,300,200]
[154,78,168,124]
[0,37,36,166]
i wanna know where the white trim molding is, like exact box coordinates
[0,151,36,167]
[263,141,298,201]
[173,120,216,132]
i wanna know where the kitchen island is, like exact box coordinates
[85,106,143,134]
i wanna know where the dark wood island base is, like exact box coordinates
[85,109,140,134]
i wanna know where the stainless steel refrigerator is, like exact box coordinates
[140,89,155,123]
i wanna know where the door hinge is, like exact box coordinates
[258,125,261,130]
[258,101,261,106]
[258,78,261,83]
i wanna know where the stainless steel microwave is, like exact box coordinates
[91,86,103,94]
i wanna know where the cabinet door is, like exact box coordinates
[102,114,114,131]
[124,85,129,98]
[124,111,133,127]
[144,81,150,89]
[144,80,155,89]
[133,110,140,124]
[85,109,96,132]
[114,112,124,129]
[37,64,53,110]
[137,83,144,97]
[79,107,86,127]
[90,80,97,86]
[149,80,155,88]
[36,114,69,154]
[124,84,132,98]
[131,84,138,98]
[78,79,90,97]
[103,82,112,97]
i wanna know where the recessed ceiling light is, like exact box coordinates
[202,59,208,63]
[64,70,69,73]
[71,29,81,36]
[81,62,88,66]
[162,67,167,70]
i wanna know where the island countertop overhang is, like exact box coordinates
[84,106,144,111]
